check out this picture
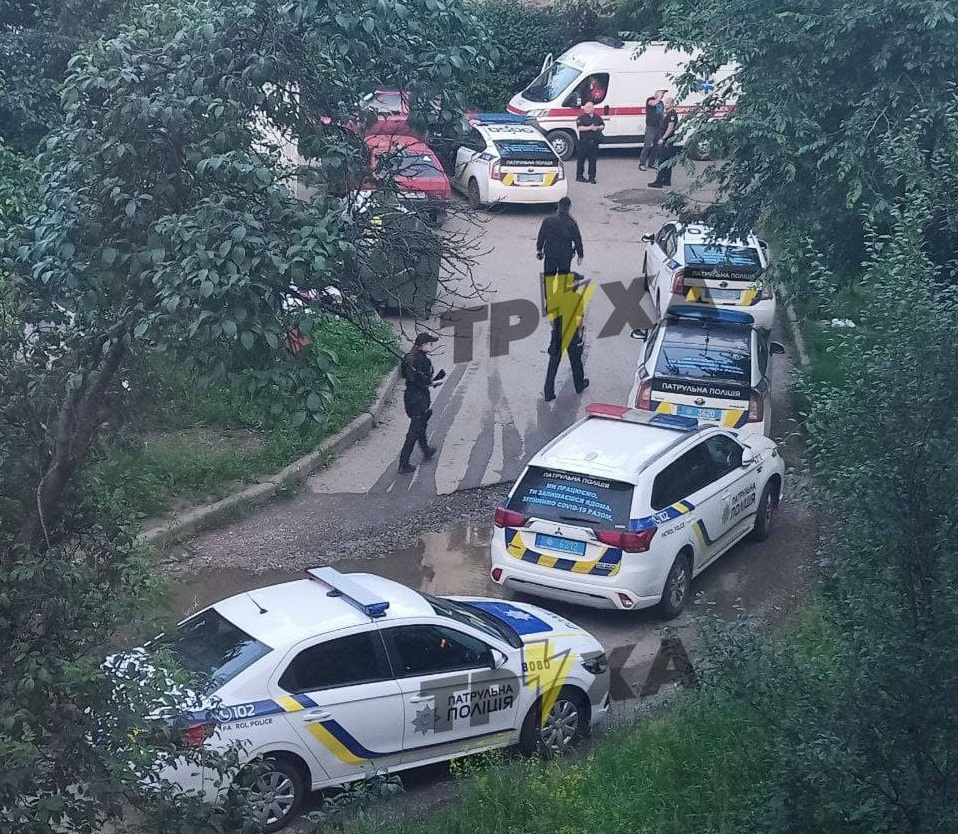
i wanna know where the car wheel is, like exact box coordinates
[234,756,307,833]
[657,553,691,620]
[519,686,588,757]
[546,130,576,161]
[467,178,482,209]
[750,482,777,542]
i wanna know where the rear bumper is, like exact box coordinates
[488,178,568,205]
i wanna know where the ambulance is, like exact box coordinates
[506,38,737,160]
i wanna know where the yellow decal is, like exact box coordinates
[276,696,304,713]
[521,639,576,728]
[306,724,368,766]
[544,272,597,357]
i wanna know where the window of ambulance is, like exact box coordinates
[683,243,763,278]
[655,321,752,387]
[492,139,559,167]
[506,466,635,531]
[522,61,582,103]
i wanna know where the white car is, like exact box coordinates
[490,404,785,616]
[642,223,775,330]
[138,569,610,831]
[626,306,786,437]
[450,114,567,208]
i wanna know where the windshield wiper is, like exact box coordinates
[661,349,682,376]
[558,514,593,525]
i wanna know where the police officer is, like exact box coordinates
[398,332,443,475]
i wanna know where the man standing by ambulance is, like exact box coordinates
[575,101,604,184]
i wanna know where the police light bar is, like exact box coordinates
[666,305,755,326]
[472,113,531,125]
[585,403,699,431]
[306,567,390,618]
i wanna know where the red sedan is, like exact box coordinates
[364,134,451,223]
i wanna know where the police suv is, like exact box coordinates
[449,114,567,208]
[642,223,775,330]
[490,405,785,616]
[136,569,610,831]
[627,306,786,437]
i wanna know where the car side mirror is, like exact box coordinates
[488,649,507,669]
[631,328,648,341]
[641,233,654,243]
[770,341,786,355]
[740,447,755,467]
[758,239,769,251]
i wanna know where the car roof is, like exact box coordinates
[364,133,434,154]
[556,40,684,71]
[529,416,693,482]
[661,314,755,348]
[674,224,758,247]
[210,572,434,649]
[474,122,549,140]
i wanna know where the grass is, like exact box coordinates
[83,317,397,520]
[347,691,775,834]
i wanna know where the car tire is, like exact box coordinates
[546,130,576,161]
[232,755,307,834]
[750,481,777,542]
[657,553,691,620]
[467,178,482,210]
[519,686,588,757]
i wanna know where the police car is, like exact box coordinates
[138,569,610,831]
[449,114,567,208]
[627,306,786,437]
[642,223,775,330]
[490,405,785,616]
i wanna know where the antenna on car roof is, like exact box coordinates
[245,592,268,614]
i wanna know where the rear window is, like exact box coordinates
[507,466,634,531]
[367,91,403,114]
[492,139,558,165]
[655,321,751,385]
[382,150,445,179]
[683,243,762,277]
[152,609,271,691]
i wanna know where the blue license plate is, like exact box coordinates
[708,288,741,301]
[517,173,542,183]
[534,534,586,556]
[677,405,722,421]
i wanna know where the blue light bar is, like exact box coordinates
[586,403,699,431]
[666,305,755,325]
[649,413,699,431]
[472,113,531,124]
[306,567,390,618]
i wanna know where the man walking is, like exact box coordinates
[649,96,679,188]
[639,89,666,171]
[575,100,604,184]
[398,332,443,475]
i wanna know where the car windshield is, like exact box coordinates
[683,243,762,275]
[507,466,635,531]
[366,91,404,114]
[425,594,522,648]
[656,321,752,384]
[150,608,271,692]
[522,61,581,103]
[379,149,445,179]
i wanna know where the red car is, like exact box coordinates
[364,134,451,222]
[362,90,417,137]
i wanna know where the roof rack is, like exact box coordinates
[585,403,699,431]
[306,567,390,618]
[666,305,755,325]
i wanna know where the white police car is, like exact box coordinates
[642,223,775,330]
[626,306,786,437]
[450,114,567,208]
[490,405,785,616]
[141,569,610,831]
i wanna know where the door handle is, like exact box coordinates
[303,709,332,722]
[409,695,434,704]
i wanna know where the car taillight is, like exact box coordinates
[491,567,503,582]
[595,528,657,552]
[671,269,686,294]
[634,380,652,410]
[494,506,528,528]
[491,161,502,181]
[747,392,764,423]
[177,721,215,749]
[556,164,565,181]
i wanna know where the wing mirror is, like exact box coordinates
[488,649,508,669]
[631,328,649,340]
[641,233,655,243]
[740,447,755,467]
[758,239,769,251]
[770,341,786,355]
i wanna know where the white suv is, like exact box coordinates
[642,222,775,330]
[490,405,785,616]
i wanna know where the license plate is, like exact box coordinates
[534,534,586,556]
[517,173,543,184]
[677,405,722,421]
[708,288,741,301]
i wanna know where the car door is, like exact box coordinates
[381,623,522,764]
[271,629,406,781]
[693,434,760,560]
[649,444,715,568]
[454,128,488,191]
[645,224,677,315]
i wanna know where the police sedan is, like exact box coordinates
[642,222,775,330]
[133,569,610,832]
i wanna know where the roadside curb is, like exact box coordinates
[780,291,810,367]
[138,367,401,549]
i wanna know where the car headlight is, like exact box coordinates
[581,652,608,675]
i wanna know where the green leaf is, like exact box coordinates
[222,319,237,338]
[240,331,255,350]
[101,247,118,265]
[231,225,247,242]
[306,392,323,412]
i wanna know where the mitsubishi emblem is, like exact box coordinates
[694,397,706,406]
[719,280,728,288]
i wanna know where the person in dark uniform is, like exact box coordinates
[575,101,604,184]
[649,97,680,188]
[398,332,443,475]
[536,197,589,402]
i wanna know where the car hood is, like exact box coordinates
[452,597,602,650]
